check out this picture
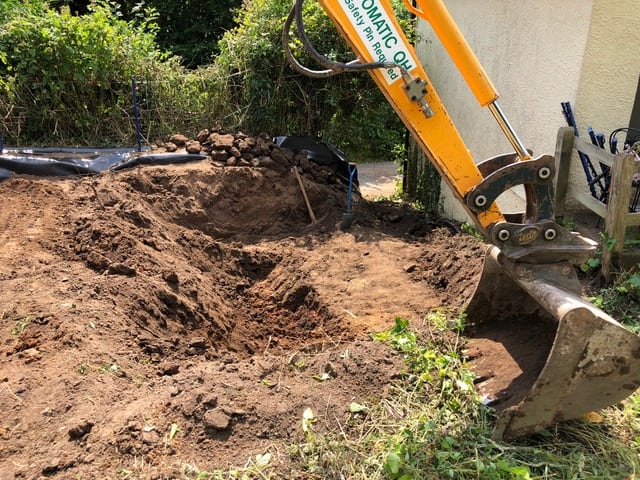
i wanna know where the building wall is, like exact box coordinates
[574,1,640,145]
[415,0,637,221]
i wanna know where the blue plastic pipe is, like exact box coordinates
[132,78,142,152]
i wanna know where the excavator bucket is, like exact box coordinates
[465,246,640,440]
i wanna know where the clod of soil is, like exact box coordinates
[0,132,516,477]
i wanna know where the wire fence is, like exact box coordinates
[0,72,235,149]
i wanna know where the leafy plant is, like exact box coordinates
[460,222,483,240]
[10,315,31,335]
[2,0,411,165]
[558,216,575,231]
[590,269,640,330]
[0,0,166,145]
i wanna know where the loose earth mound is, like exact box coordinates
[0,134,493,478]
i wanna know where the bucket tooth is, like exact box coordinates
[466,246,640,440]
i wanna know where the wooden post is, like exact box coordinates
[554,126,575,219]
[602,152,635,282]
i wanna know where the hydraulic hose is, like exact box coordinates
[282,0,401,78]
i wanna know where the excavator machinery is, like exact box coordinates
[283,0,640,440]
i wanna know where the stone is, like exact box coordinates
[169,134,189,147]
[203,409,231,431]
[186,141,202,154]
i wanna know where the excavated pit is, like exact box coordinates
[0,138,522,477]
[65,162,354,358]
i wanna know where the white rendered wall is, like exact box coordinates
[416,0,594,220]
[572,0,640,184]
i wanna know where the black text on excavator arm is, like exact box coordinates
[283,0,640,440]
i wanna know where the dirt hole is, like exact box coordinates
[0,156,496,476]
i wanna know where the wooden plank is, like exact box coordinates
[566,184,607,217]
[603,152,636,281]
[554,127,575,218]
[625,213,640,227]
[554,127,640,281]
[573,136,615,167]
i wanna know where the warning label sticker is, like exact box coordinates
[338,0,415,83]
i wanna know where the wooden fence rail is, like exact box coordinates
[554,126,640,281]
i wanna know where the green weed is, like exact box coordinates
[589,268,640,331]
[460,222,484,240]
[10,316,31,335]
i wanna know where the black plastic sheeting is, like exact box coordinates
[0,147,208,183]
[0,137,356,185]
[274,136,358,186]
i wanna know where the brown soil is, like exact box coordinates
[0,147,522,478]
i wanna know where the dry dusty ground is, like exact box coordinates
[0,140,503,478]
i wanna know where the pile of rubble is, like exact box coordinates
[157,129,347,186]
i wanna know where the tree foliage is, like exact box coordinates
[48,0,244,67]
[0,0,166,144]
[0,0,412,164]
[215,0,409,162]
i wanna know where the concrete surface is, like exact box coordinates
[357,161,400,199]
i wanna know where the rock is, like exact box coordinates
[229,146,241,158]
[257,140,271,156]
[85,251,109,271]
[201,394,218,410]
[271,147,292,166]
[235,139,251,153]
[169,134,189,147]
[186,140,202,154]
[211,150,228,162]
[163,271,179,285]
[107,263,136,276]
[209,133,235,150]
[404,263,417,273]
[189,337,208,350]
[203,409,231,431]
[165,142,178,152]
[161,363,180,376]
[196,129,210,144]
[20,347,43,363]
[299,156,312,172]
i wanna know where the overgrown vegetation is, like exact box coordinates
[214,0,409,161]
[49,0,243,67]
[285,314,640,479]
[0,0,409,163]
[0,0,229,146]
[590,268,640,331]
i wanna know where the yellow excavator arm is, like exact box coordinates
[305,0,505,232]
[285,0,592,262]
[284,0,640,440]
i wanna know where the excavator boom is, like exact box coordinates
[283,0,640,439]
